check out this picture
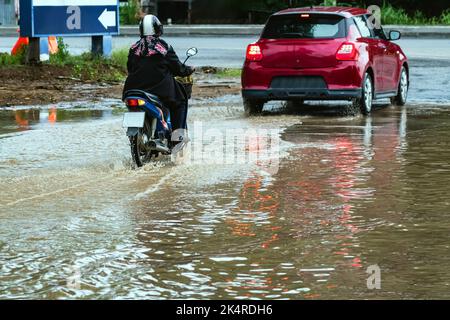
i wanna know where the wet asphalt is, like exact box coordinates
[1,36,450,299]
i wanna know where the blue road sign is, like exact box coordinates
[20,0,120,37]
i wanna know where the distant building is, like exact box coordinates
[141,0,194,24]
[140,0,157,14]
[0,0,17,26]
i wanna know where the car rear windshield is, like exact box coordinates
[262,14,347,39]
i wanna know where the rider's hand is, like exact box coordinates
[186,66,196,75]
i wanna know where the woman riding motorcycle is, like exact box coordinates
[122,14,195,135]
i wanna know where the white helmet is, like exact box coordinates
[139,14,164,37]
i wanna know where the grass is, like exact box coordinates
[0,39,128,82]
[0,45,26,66]
[0,52,23,66]
[110,49,129,68]
[48,39,128,82]
[67,53,127,82]
[48,40,128,82]
[216,68,242,78]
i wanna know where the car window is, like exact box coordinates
[366,14,387,40]
[354,15,372,38]
[373,27,387,40]
[262,14,346,39]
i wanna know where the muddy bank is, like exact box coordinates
[0,64,240,107]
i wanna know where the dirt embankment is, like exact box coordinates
[0,65,240,107]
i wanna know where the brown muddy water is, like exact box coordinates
[1,98,450,299]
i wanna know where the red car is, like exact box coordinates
[241,6,409,115]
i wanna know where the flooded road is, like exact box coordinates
[1,98,450,299]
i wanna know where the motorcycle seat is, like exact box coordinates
[123,90,164,109]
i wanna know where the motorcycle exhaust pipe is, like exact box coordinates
[149,141,170,154]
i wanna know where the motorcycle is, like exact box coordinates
[122,47,198,167]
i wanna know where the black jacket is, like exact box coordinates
[122,39,192,106]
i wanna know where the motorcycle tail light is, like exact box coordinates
[127,99,145,107]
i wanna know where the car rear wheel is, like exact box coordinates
[244,98,264,116]
[353,73,373,115]
[391,67,408,106]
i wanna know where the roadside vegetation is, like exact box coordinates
[381,3,450,25]
[117,0,450,26]
[0,39,128,83]
[0,39,243,85]
[48,39,128,82]
[0,46,26,66]
[215,68,242,78]
[119,0,450,25]
[119,0,140,25]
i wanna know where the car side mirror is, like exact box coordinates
[186,47,198,58]
[389,30,401,41]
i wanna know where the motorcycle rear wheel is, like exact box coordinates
[130,129,153,168]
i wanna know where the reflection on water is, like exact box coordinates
[1,103,450,299]
[0,108,115,136]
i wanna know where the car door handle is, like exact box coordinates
[378,44,387,50]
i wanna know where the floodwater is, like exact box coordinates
[1,97,450,300]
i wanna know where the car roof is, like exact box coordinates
[274,6,369,18]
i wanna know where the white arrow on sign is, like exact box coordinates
[98,8,116,29]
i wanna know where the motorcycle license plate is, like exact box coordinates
[123,112,145,128]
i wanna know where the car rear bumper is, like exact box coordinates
[241,61,365,100]
[242,88,362,101]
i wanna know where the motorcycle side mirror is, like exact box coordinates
[186,47,198,58]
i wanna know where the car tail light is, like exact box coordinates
[127,99,145,107]
[336,42,359,61]
[246,44,263,62]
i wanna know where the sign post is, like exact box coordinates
[19,0,120,61]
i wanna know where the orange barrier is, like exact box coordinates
[11,34,29,55]
[11,29,59,56]
[48,36,58,55]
